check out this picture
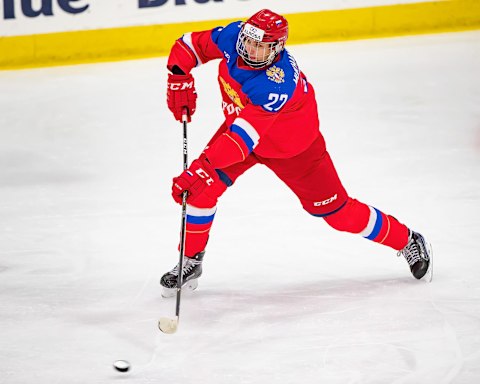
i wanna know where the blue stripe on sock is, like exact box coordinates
[365,207,383,240]
[187,213,215,225]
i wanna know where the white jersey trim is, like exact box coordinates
[181,33,203,67]
[233,117,260,148]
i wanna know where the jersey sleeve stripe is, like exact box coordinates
[230,117,260,152]
[230,125,254,152]
[181,32,203,67]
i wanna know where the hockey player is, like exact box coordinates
[160,9,432,296]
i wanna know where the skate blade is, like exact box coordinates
[422,241,433,283]
[161,278,199,298]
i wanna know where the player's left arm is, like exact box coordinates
[203,67,296,169]
[203,104,274,169]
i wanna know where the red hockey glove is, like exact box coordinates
[171,156,219,205]
[167,73,197,122]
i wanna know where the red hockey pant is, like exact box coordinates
[182,133,409,257]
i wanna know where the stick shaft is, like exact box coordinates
[175,111,189,319]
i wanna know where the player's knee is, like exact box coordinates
[302,193,348,218]
[322,198,369,234]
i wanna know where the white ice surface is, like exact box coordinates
[0,31,479,384]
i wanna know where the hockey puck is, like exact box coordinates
[113,360,130,373]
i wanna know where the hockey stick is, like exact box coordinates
[158,110,189,334]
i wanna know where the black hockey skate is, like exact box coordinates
[398,230,433,282]
[160,251,205,298]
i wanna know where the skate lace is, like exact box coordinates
[397,238,421,266]
[170,257,202,277]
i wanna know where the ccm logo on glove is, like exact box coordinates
[168,80,194,91]
[195,168,214,185]
[171,157,218,205]
[167,73,197,122]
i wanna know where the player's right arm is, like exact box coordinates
[167,29,224,74]
[166,24,240,122]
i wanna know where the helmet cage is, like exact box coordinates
[236,22,286,69]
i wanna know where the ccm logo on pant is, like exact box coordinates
[313,194,337,207]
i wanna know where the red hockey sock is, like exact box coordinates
[323,198,409,250]
[182,204,216,257]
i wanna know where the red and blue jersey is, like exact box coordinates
[168,22,412,256]
[167,21,321,170]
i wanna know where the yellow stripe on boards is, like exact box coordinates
[290,0,480,43]
[1,0,479,70]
